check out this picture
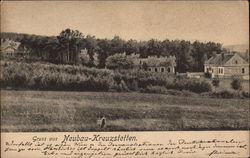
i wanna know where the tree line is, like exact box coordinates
[1,29,224,72]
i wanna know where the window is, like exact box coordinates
[161,68,165,72]
[218,67,224,74]
[167,67,171,73]
[148,68,151,72]
[235,60,238,64]
[155,68,158,72]
[242,68,245,74]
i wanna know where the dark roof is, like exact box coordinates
[140,56,176,67]
[205,53,235,65]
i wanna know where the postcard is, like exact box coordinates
[1,1,249,158]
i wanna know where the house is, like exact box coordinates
[138,56,176,73]
[0,39,30,56]
[204,52,249,79]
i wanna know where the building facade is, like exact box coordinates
[138,56,176,74]
[204,53,249,79]
[0,39,30,56]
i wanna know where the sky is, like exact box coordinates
[1,1,249,46]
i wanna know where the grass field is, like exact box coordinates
[1,90,249,132]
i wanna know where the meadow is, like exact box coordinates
[1,90,249,132]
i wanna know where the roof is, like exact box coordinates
[140,56,176,67]
[205,53,234,65]
[205,53,248,66]
[0,39,21,52]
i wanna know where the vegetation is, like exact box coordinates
[204,72,212,78]
[212,77,220,91]
[231,77,243,92]
[1,29,248,133]
[105,53,135,70]
[211,90,250,99]
[1,90,249,132]
[0,61,212,93]
[1,30,224,72]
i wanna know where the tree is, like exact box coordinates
[124,39,139,55]
[176,40,193,73]
[161,39,172,57]
[79,50,90,66]
[191,41,205,72]
[83,35,97,66]
[212,77,220,91]
[147,39,162,57]
[110,35,125,55]
[96,39,111,68]
[106,54,134,70]
[139,42,148,58]
[57,28,84,64]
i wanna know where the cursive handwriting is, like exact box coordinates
[2,135,248,158]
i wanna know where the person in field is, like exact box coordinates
[97,116,106,128]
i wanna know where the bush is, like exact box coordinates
[1,61,212,94]
[204,72,212,78]
[212,90,236,98]
[166,78,212,93]
[1,61,115,91]
[242,91,250,98]
[212,77,220,89]
[231,78,242,91]
[106,54,134,70]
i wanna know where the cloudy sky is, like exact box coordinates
[1,1,249,46]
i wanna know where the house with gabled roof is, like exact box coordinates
[204,52,249,79]
[0,39,30,56]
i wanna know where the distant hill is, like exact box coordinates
[1,32,49,42]
[223,44,249,61]
[223,44,249,52]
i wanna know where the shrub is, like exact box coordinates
[1,61,212,94]
[110,80,129,92]
[167,78,212,93]
[204,72,212,78]
[212,77,220,90]
[212,90,236,98]
[231,78,242,91]
[242,91,250,98]
[106,54,134,70]
[1,61,115,91]
[79,52,90,66]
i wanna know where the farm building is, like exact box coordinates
[138,56,176,73]
[204,52,249,79]
[0,39,30,56]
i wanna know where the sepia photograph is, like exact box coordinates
[1,1,249,134]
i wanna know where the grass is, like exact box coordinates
[1,90,249,132]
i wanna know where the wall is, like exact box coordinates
[148,66,175,73]
[224,65,249,77]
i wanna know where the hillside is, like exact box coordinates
[223,44,249,60]
[223,44,248,52]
